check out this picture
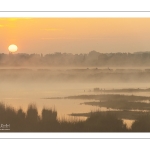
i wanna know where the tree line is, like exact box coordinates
[1,50,150,67]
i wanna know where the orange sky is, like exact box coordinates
[0,18,150,54]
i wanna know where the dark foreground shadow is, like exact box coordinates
[0,102,149,132]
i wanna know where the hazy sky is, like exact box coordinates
[0,18,150,54]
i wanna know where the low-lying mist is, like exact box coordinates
[0,68,150,83]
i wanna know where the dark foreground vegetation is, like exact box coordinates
[0,102,150,132]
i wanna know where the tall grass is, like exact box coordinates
[131,113,150,132]
[0,102,147,132]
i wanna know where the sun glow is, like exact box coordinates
[8,44,18,53]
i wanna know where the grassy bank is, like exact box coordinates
[0,102,127,132]
[0,101,150,132]
[66,94,150,110]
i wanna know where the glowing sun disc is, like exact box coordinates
[8,44,18,53]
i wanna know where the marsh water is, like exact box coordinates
[1,68,150,128]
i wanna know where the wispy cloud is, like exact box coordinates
[42,28,62,31]
[41,36,118,40]
[41,37,64,40]
[0,24,4,27]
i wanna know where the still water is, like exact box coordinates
[1,81,150,128]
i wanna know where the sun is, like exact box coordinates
[8,44,18,53]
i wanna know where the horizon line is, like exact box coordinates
[2,51,150,55]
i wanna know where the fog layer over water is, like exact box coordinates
[1,68,150,122]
